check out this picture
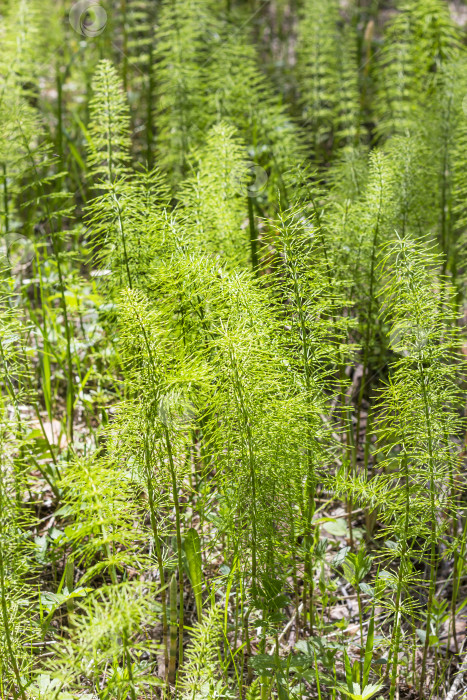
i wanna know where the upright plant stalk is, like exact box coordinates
[120,0,128,93]
[419,373,439,693]
[247,195,259,275]
[146,33,155,166]
[353,174,383,466]
[130,301,184,670]
[0,458,27,700]
[169,573,178,685]
[1,164,9,240]
[17,123,75,442]
[389,453,410,700]
[163,422,185,670]
[144,432,169,674]
[113,189,133,289]
[272,214,318,629]
[449,516,467,655]
[56,59,64,166]
[122,629,137,700]
[229,349,258,598]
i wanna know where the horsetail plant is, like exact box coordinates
[1,2,467,698]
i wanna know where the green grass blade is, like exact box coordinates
[363,609,375,688]
[185,527,203,621]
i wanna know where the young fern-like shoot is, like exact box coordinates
[377,235,463,697]
[87,59,131,183]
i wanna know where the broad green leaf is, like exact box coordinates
[249,654,276,674]
[359,582,374,598]
[416,628,426,644]
[361,683,383,700]
[333,546,351,567]
[323,518,348,537]
[336,682,383,700]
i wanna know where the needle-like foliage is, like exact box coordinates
[2,2,467,698]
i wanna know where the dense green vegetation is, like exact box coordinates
[1,0,467,697]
